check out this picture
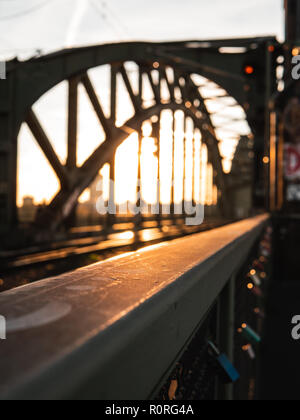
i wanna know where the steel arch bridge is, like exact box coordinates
[0,38,277,247]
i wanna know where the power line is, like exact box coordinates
[0,0,55,21]
[89,0,131,40]
[89,0,124,40]
[100,0,131,37]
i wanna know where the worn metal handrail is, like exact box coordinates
[0,215,268,400]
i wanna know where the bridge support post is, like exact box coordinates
[217,274,236,400]
[0,133,17,236]
[0,75,18,239]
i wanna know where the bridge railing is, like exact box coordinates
[0,214,269,400]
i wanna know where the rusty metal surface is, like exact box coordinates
[0,215,268,400]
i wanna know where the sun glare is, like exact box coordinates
[16,63,251,220]
[17,93,227,216]
[18,110,220,214]
[95,111,218,213]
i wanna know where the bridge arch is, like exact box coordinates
[3,42,254,239]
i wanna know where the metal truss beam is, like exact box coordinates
[0,38,275,239]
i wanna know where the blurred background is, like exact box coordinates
[0,0,284,60]
[0,0,284,214]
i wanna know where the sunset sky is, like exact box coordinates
[0,0,284,206]
[0,0,284,57]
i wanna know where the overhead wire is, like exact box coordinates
[100,0,131,38]
[0,0,132,56]
[0,0,56,21]
[89,0,131,40]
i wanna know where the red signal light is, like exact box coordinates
[244,65,254,75]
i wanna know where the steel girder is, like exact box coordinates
[0,39,275,238]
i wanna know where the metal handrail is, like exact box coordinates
[0,214,269,400]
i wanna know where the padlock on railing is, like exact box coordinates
[253,260,265,272]
[238,324,261,346]
[167,363,183,400]
[260,242,271,257]
[207,341,240,384]
[251,285,264,298]
[242,344,256,360]
[254,307,265,319]
[247,282,264,298]
[248,270,262,287]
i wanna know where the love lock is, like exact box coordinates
[242,344,256,360]
[167,363,183,400]
[248,270,262,287]
[207,341,240,384]
[238,324,261,346]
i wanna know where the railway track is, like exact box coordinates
[0,217,232,292]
